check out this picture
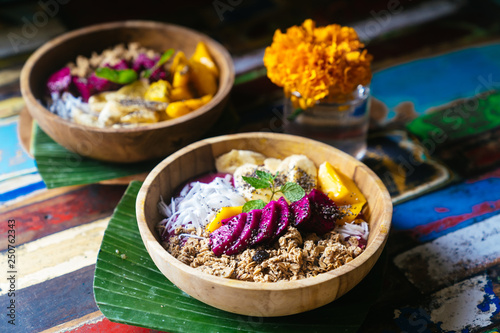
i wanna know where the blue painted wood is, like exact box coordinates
[392,169,500,241]
[371,43,500,119]
[0,118,36,180]
[1,265,99,333]
[0,177,45,204]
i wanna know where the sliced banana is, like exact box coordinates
[215,149,266,174]
[116,79,150,98]
[277,155,317,193]
[233,163,284,202]
[71,105,99,127]
[97,100,126,127]
[263,157,282,174]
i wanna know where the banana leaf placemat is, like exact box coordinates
[31,123,159,189]
[93,181,387,333]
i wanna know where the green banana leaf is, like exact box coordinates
[93,181,386,333]
[30,100,240,189]
[31,123,159,189]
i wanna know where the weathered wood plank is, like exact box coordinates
[394,214,500,293]
[0,265,98,333]
[0,218,108,294]
[0,184,126,249]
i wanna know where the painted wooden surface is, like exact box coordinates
[2,2,500,332]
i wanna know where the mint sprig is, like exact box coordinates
[142,48,175,79]
[241,170,306,213]
[242,199,266,212]
[280,182,306,202]
[95,67,138,84]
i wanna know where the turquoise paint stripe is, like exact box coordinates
[371,43,500,119]
[0,118,36,178]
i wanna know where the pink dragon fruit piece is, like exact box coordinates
[47,67,72,94]
[71,76,93,102]
[132,53,158,72]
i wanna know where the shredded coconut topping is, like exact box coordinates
[158,175,246,238]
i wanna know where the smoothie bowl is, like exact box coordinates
[20,20,234,163]
[136,132,392,317]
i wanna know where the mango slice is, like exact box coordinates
[206,206,243,233]
[189,60,217,96]
[191,41,219,78]
[317,161,366,224]
[170,51,189,76]
[166,94,212,118]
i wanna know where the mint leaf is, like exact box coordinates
[280,182,305,202]
[242,199,266,213]
[255,170,275,183]
[142,69,152,78]
[157,48,175,67]
[95,67,137,84]
[242,176,270,189]
[143,48,175,79]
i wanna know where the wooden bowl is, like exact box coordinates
[20,21,234,163]
[136,132,392,317]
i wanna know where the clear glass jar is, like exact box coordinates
[283,85,371,159]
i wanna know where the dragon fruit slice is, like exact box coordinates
[273,197,291,240]
[210,212,247,256]
[290,195,311,228]
[306,189,340,234]
[252,200,279,245]
[110,59,130,70]
[71,76,93,102]
[47,67,72,94]
[88,73,116,93]
[132,53,158,72]
[149,67,168,81]
[225,209,261,255]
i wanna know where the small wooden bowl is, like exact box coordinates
[136,132,392,317]
[20,21,234,163]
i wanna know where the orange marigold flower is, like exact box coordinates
[263,19,373,109]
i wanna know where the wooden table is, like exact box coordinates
[1,1,500,332]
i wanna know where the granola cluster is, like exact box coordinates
[67,42,157,78]
[165,226,363,282]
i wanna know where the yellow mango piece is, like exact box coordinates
[165,101,192,118]
[189,60,218,96]
[206,206,243,233]
[184,94,212,109]
[191,41,219,78]
[318,161,367,224]
[144,80,171,103]
[166,95,212,118]
[170,51,189,76]
[170,86,193,101]
[172,64,190,88]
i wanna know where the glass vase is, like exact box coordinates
[283,85,371,159]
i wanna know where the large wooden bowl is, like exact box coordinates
[136,132,392,317]
[20,21,234,163]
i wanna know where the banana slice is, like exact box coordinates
[277,155,317,193]
[263,157,282,174]
[233,163,284,202]
[215,149,266,174]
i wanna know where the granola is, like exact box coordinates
[165,226,363,282]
